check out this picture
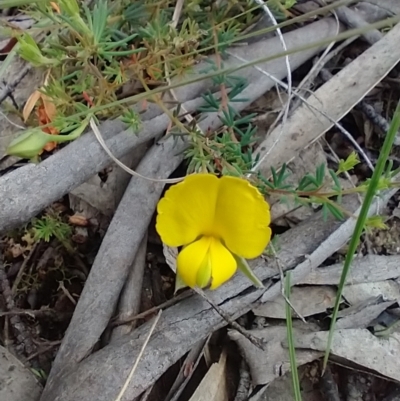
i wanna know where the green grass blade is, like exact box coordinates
[285,272,302,401]
[323,98,400,371]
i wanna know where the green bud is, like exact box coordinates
[57,0,92,37]
[7,119,89,159]
[7,129,53,159]
[58,0,80,16]
[17,33,57,67]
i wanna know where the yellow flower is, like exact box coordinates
[156,174,271,289]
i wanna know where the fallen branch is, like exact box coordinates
[254,21,400,175]
[0,17,339,233]
[110,234,148,341]
[41,75,295,393]
[40,22,400,401]
[39,193,368,401]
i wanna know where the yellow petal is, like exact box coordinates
[208,238,237,289]
[177,236,211,288]
[156,174,219,247]
[214,176,271,258]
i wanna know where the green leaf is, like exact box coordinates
[120,109,141,133]
[17,33,58,67]
[297,174,319,191]
[269,165,291,189]
[285,272,302,401]
[277,164,289,185]
[365,215,388,231]
[336,151,360,174]
[234,255,264,288]
[329,168,341,191]
[271,166,279,187]
[59,0,80,16]
[0,0,47,6]
[315,164,325,186]
[325,202,344,221]
[321,203,328,221]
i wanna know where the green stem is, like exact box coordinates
[51,118,90,142]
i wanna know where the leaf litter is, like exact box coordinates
[3,1,400,401]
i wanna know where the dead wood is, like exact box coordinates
[10,10,397,401]
[254,21,400,175]
[111,234,148,341]
[39,198,350,401]
[39,18,341,395]
[0,17,339,234]
[0,345,42,401]
[362,0,400,15]
[331,2,383,43]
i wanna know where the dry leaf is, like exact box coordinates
[163,243,178,273]
[188,350,228,401]
[0,15,34,55]
[297,255,400,286]
[253,286,337,319]
[37,99,59,152]
[23,80,59,153]
[230,325,321,386]
[336,301,396,329]
[0,37,18,54]
[69,215,89,227]
[42,94,57,123]
[23,90,42,122]
[10,243,26,258]
[290,329,400,382]
[50,2,61,13]
[342,280,400,305]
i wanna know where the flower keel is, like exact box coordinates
[177,236,236,289]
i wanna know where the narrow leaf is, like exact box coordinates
[285,272,302,401]
[326,202,344,220]
[23,90,42,122]
[329,168,341,191]
[316,164,325,186]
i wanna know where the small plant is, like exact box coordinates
[6,0,263,158]
[32,212,72,247]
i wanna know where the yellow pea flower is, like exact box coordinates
[156,174,272,289]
